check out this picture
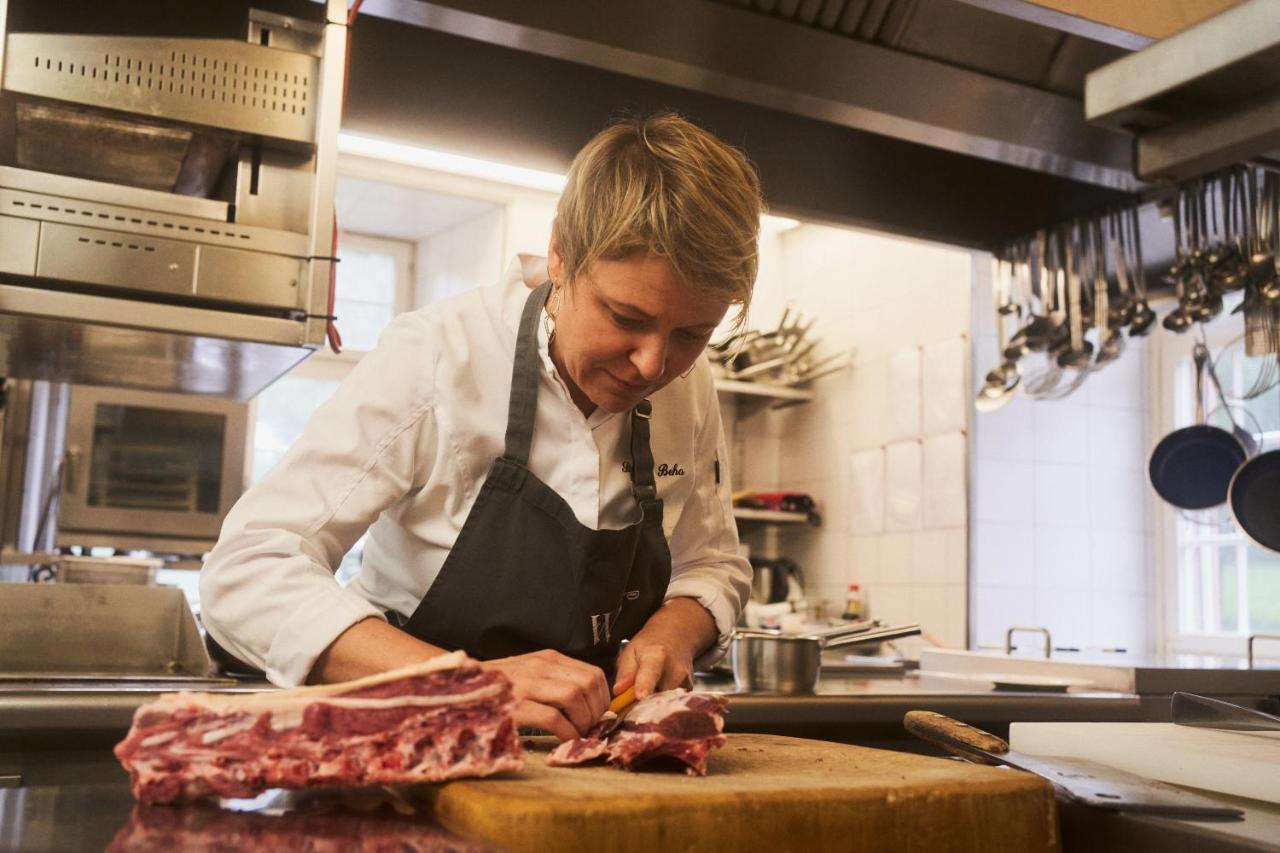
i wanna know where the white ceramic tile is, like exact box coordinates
[868,584,912,626]
[941,528,968,584]
[1089,408,1148,472]
[1090,591,1150,654]
[973,586,1035,649]
[884,440,923,531]
[922,337,968,435]
[848,448,885,535]
[911,583,951,636]
[886,347,922,441]
[911,529,949,585]
[792,530,853,594]
[1087,346,1150,411]
[1034,400,1090,465]
[923,432,967,529]
[879,532,913,583]
[942,582,968,649]
[882,300,918,352]
[1090,529,1149,595]
[1033,587,1091,650]
[916,293,972,347]
[974,459,1035,524]
[1033,524,1092,591]
[849,534,882,585]
[974,521,1034,588]
[974,393,1035,462]
[847,358,888,451]
[1088,465,1150,532]
[1034,463,1091,527]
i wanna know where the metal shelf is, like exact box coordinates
[732,508,810,525]
[714,378,814,417]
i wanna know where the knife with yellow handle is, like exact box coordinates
[608,686,637,716]
[903,710,1243,818]
[592,686,638,737]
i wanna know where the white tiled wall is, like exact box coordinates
[415,208,505,306]
[969,255,1155,655]
[732,223,972,648]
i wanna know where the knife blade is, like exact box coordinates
[903,710,1243,819]
[1171,691,1280,732]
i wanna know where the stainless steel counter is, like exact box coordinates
[0,782,485,852]
[0,671,1143,746]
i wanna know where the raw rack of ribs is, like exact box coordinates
[547,688,728,775]
[114,652,523,804]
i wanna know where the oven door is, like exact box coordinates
[58,385,247,547]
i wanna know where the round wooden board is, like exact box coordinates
[421,733,1059,852]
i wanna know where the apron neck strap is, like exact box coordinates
[503,280,550,464]
[505,280,660,504]
[629,399,658,502]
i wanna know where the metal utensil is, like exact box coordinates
[1171,691,1280,732]
[1201,335,1259,456]
[731,623,921,693]
[903,710,1244,818]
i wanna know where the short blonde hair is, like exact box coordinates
[553,113,763,330]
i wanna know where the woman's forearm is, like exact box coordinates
[306,617,450,684]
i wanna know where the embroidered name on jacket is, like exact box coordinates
[621,461,685,476]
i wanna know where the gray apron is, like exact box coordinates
[393,281,673,675]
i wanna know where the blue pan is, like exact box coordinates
[1148,343,1247,511]
[1230,449,1280,552]
[1149,425,1247,510]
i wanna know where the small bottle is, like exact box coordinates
[841,583,865,621]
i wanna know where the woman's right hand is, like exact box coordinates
[479,650,610,741]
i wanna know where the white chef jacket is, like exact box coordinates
[200,257,751,687]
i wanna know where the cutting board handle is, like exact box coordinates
[904,711,1010,765]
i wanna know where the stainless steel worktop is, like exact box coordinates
[0,782,483,853]
[0,670,1143,755]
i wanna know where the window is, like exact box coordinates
[1158,319,1280,652]
[328,232,415,360]
[247,232,413,580]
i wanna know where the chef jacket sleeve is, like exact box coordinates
[200,312,439,687]
[662,366,751,669]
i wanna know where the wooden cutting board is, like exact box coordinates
[421,733,1059,852]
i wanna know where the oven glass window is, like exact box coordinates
[86,405,226,513]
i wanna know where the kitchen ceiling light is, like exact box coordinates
[762,214,800,233]
[338,132,802,235]
[337,132,568,192]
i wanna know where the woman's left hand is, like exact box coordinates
[613,597,717,701]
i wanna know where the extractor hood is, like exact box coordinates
[1084,0,1280,181]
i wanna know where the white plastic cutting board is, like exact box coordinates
[1009,722,1280,805]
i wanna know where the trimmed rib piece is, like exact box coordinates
[114,652,523,804]
[547,689,727,775]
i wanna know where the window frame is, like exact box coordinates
[1154,318,1277,657]
[310,230,416,368]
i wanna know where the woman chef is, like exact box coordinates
[200,113,760,741]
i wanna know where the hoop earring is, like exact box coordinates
[680,362,697,379]
[544,286,561,344]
